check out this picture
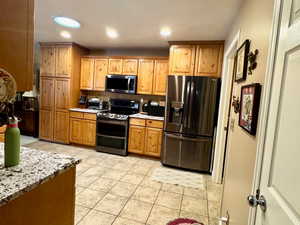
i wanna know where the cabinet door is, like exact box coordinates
[80,58,94,90]
[128,125,145,154]
[94,58,108,91]
[54,111,69,144]
[153,59,169,96]
[137,59,154,95]
[55,46,71,77]
[144,127,162,157]
[39,109,53,141]
[0,0,34,91]
[169,45,196,75]
[82,120,96,146]
[122,59,138,75]
[195,45,224,77]
[40,77,54,110]
[70,118,83,144]
[108,58,123,74]
[40,46,55,77]
[54,79,70,111]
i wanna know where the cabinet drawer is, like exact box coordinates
[83,113,96,121]
[70,111,84,119]
[130,118,146,126]
[146,120,163,129]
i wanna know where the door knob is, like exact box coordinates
[247,190,267,212]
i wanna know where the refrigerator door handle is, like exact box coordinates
[187,81,195,128]
[182,81,191,128]
[165,133,206,143]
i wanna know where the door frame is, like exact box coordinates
[212,31,240,184]
[248,0,282,224]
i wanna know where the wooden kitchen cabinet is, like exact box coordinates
[0,126,7,142]
[54,79,70,111]
[55,46,71,77]
[40,77,54,110]
[94,58,108,91]
[194,45,224,77]
[128,118,163,157]
[39,110,54,141]
[80,58,94,90]
[40,47,55,77]
[39,43,88,144]
[54,111,69,144]
[128,125,146,154]
[108,58,123,74]
[122,59,138,75]
[144,127,162,157]
[0,0,34,91]
[169,45,196,75]
[137,59,155,95]
[69,112,96,146]
[153,59,169,96]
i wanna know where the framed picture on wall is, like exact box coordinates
[234,39,250,82]
[239,83,261,135]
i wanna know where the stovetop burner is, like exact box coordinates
[97,112,129,121]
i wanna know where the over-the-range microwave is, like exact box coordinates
[105,75,137,94]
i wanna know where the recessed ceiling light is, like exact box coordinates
[53,16,81,29]
[106,27,119,39]
[60,31,71,39]
[160,27,172,37]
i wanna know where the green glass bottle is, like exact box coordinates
[4,117,20,167]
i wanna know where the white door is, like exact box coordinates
[254,0,300,224]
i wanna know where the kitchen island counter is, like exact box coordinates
[0,143,80,206]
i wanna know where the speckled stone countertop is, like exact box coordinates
[130,113,164,121]
[69,108,100,114]
[0,144,80,207]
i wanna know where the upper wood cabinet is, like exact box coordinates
[40,47,55,77]
[94,59,108,91]
[55,46,71,77]
[153,60,169,96]
[195,45,224,77]
[169,45,196,75]
[169,42,224,77]
[108,58,123,74]
[54,79,70,111]
[80,58,94,90]
[137,59,155,95]
[0,0,34,91]
[40,77,54,110]
[122,59,138,75]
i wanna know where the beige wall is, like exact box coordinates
[221,0,274,224]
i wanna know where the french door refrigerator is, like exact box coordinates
[161,75,220,172]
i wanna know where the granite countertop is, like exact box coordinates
[130,113,164,121]
[0,144,80,207]
[69,108,99,114]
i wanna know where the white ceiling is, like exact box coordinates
[35,0,243,49]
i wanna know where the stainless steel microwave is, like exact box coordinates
[105,75,137,94]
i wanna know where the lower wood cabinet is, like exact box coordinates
[69,111,96,146]
[54,111,69,144]
[128,118,163,157]
[0,126,7,142]
[39,109,54,141]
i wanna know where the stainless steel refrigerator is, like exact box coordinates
[161,75,220,172]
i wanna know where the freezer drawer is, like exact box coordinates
[161,132,213,172]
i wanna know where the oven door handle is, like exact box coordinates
[97,119,126,125]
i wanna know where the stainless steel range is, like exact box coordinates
[96,99,139,156]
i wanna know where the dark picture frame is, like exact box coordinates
[234,39,250,82]
[239,83,261,135]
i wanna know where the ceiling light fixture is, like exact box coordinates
[106,27,119,39]
[60,31,71,39]
[53,16,81,29]
[160,27,172,37]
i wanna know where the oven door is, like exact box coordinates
[96,119,128,156]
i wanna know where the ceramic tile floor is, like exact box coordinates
[25,141,223,225]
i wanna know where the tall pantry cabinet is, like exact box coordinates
[39,43,87,144]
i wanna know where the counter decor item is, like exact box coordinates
[4,117,20,167]
[239,83,261,135]
[234,39,250,82]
